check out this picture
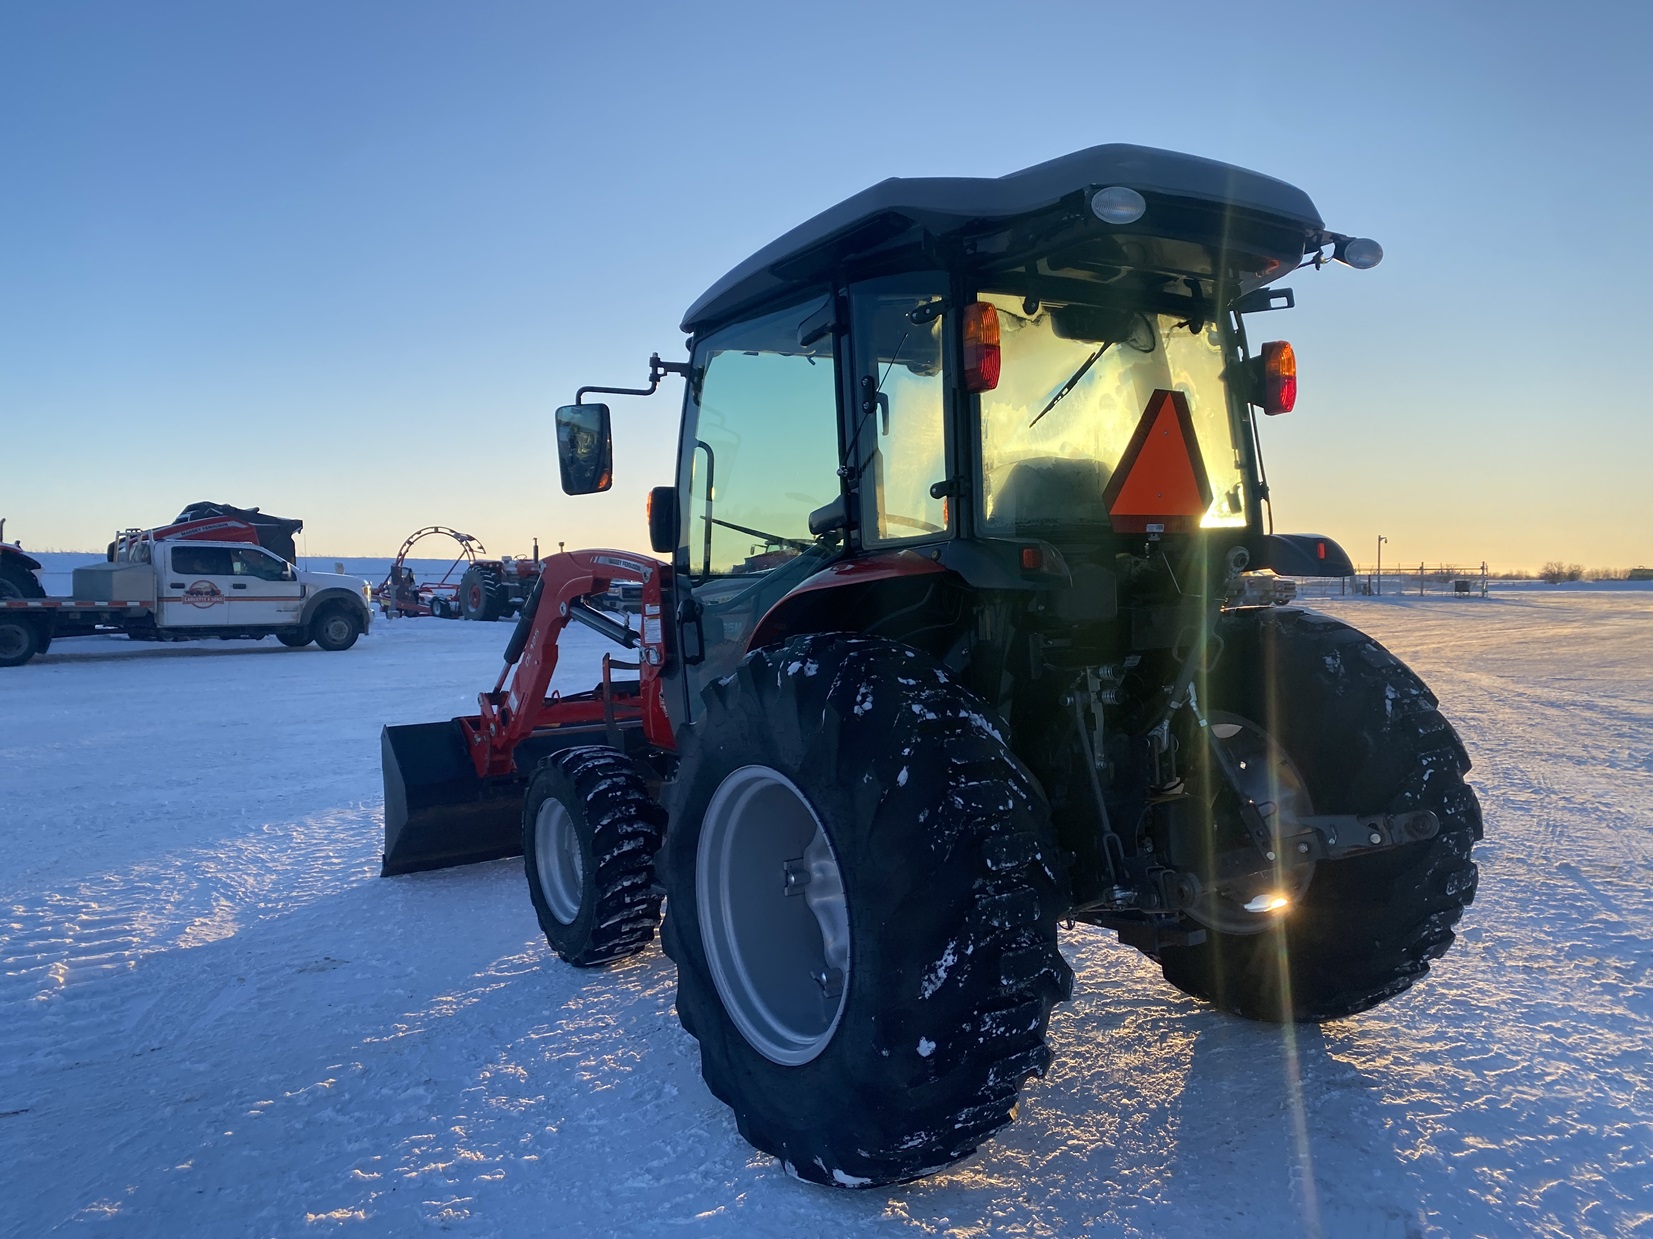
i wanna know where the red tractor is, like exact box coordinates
[381,143,1480,1188]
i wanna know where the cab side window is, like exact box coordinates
[682,298,841,579]
[849,278,949,544]
[171,546,233,575]
[231,548,289,581]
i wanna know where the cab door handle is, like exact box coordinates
[232,583,248,590]
[170,582,185,589]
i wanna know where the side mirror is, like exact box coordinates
[555,403,614,495]
[647,485,678,555]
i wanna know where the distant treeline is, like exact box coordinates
[1529,563,1651,583]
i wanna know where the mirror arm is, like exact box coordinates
[576,352,691,405]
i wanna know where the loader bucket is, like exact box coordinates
[379,720,529,876]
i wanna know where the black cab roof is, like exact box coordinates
[682,143,1328,334]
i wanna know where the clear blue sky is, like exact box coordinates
[3,0,1648,570]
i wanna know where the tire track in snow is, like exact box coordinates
[0,807,380,1083]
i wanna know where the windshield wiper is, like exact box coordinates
[1028,341,1113,429]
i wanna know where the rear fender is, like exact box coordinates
[1247,533,1354,577]
[0,544,43,573]
[748,550,952,651]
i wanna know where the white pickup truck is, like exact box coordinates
[0,538,373,667]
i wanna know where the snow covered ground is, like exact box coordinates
[2,591,1650,1237]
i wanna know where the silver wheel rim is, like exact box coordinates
[534,798,584,924]
[697,765,850,1066]
[324,616,350,643]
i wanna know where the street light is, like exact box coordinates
[1376,535,1388,596]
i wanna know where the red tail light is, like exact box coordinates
[963,302,1001,393]
[1258,340,1296,414]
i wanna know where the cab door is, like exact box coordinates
[160,544,239,627]
[671,296,846,719]
[227,546,304,624]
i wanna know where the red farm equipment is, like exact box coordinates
[375,525,485,619]
[373,526,548,621]
[111,501,304,563]
[378,143,1481,1189]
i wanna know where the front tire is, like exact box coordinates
[312,606,362,652]
[522,747,666,966]
[661,634,1072,1188]
[1159,609,1482,1021]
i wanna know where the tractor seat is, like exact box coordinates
[989,457,1114,532]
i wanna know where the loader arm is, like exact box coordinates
[463,549,669,779]
[379,548,671,876]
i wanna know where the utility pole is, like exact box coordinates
[1376,535,1387,596]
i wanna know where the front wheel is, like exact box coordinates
[661,635,1072,1188]
[522,747,666,966]
[312,606,362,652]
[1158,609,1482,1021]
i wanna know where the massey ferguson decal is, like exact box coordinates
[182,580,226,608]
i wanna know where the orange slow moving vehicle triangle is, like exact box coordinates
[1101,388,1214,533]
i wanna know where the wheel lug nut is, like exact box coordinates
[1297,842,1310,855]
[1369,831,1383,845]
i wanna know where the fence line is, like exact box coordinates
[1287,562,1490,599]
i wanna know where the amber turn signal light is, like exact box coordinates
[1254,340,1296,415]
[963,302,1001,393]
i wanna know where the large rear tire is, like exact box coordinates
[459,567,506,621]
[1158,609,1482,1021]
[522,747,667,966]
[661,634,1072,1188]
[276,630,312,648]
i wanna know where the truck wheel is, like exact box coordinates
[661,634,1072,1188]
[522,747,667,966]
[0,616,42,667]
[312,606,361,652]
[276,630,312,648]
[1158,609,1482,1022]
[459,567,505,621]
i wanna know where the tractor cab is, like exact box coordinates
[560,143,1369,714]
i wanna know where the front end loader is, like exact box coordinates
[379,142,1481,1189]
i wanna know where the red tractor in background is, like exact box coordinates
[455,549,542,621]
[374,527,549,621]
[380,143,1481,1189]
[0,520,46,603]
